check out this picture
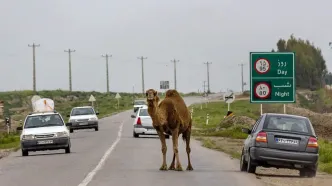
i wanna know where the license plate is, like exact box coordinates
[275,138,299,145]
[37,140,53,145]
[148,129,156,132]
[79,122,88,125]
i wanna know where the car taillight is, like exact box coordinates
[256,131,267,143]
[307,137,318,148]
[136,117,142,125]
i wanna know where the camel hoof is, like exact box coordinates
[186,165,194,171]
[168,165,175,170]
[159,164,168,171]
[175,166,183,171]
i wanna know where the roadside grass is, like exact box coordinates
[190,100,332,174]
[0,132,20,150]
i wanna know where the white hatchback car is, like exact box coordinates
[17,111,72,156]
[131,106,169,138]
[67,106,99,133]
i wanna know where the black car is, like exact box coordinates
[240,113,319,177]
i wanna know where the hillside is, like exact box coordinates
[0,90,140,132]
[0,90,202,133]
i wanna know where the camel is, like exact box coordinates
[145,88,193,171]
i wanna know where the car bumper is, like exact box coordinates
[250,147,319,165]
[71,121,98,129]
[134,124,158,135]
[21,137,70,151]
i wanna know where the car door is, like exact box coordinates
[244,115,263,156]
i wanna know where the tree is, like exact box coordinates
[275,35,327,90]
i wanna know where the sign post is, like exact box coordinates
[160,81,169,96]
[223,91,235,111]
[115,93,121,109]
[250,52,296,115]
[89,95,96,108]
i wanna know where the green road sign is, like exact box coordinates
[250,52,296,103]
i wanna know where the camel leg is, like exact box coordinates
[169,133,180,170]
[185,129,193,171]
[172,128,183,171]
[157,130,168,171]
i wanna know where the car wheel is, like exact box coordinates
[247,152,256,173]
[70,128,74,133]
[240,149,247,172]
[133,131,139,138]
[300,167,317,177]
[95,126,99,131]
[22,149,28,156]
[65,146,71,153]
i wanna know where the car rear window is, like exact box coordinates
[264,115,313,135]
[135,101,146,105]
[139,109,149,116]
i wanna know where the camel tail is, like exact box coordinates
[182,118,192,142]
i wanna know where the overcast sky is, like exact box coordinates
[0,0,331,93]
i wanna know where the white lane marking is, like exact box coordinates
[78,121,125,186]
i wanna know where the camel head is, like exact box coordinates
[145,89,159,104]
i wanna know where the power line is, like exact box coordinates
[203,62,212,93]
[238,63,246,93]
[28,43,40,92]
[137,56,147,95]
[64,49,76,91]
[101,54,112,93]
[171,59,180,90]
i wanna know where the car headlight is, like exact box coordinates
[55,131,69,137]
[22,134,35,140]
[69,119,75,123]
[89,117,97,121]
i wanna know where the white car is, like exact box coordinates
[17,111,72,156]
[133,99,147,113]
[131,106,169,138]
[67,106,99,133]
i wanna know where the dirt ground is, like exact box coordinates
[196,136,332,186]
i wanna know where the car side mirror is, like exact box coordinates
[241,128,251,134]
[131,114,136,118]
[66,122,72,127]
[96,112,99,115]
[16,126,23,131]
[67,114,70,117]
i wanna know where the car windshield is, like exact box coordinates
[264,115,312,134]
[71,108,95,116]
[24,114,64,129]
[139,109,150,116]
[134,101,146,105]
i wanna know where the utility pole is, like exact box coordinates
[238,63,246,93]
[137,56,147,95]
[202,81,207,93]
[102,54,112,93]
[171,59,180,90]
[64,49,75,91]
[203,62,212,93]
[28,43,40,92]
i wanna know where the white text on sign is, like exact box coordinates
[277,69,288,76]
[275,91,290,97]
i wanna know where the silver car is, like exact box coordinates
[131,106,170,138]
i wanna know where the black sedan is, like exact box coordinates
[240,113,319,177]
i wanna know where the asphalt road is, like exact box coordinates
[0,96,263,186]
